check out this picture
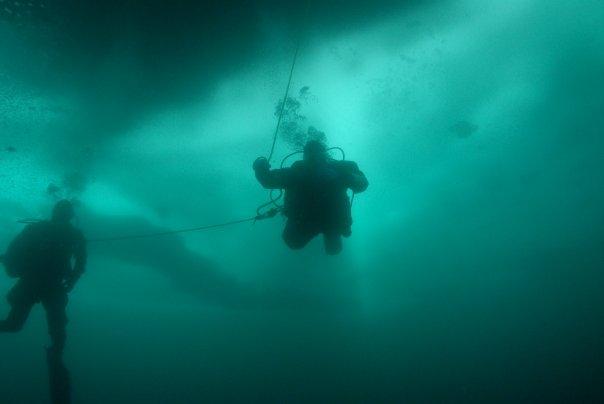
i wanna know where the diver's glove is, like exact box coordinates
[253,157,270,172]
[63,279,75,293]
[63,273,81,293]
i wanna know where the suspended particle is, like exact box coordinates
[450,120,478,138]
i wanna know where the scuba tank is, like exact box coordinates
[2,233,27,278]
[2,219,45,278]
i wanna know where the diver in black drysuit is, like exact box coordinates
[0,200,87,404]
[254,140,368,255]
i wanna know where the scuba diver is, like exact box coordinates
[0,199,87,404]
[253,140,368,255]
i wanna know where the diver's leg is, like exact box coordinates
[282,220,317,250]
[46,348,71,404]
[0,303,33,332]
[0,283,35,332]
[42,290,68,356]
[323,231,343,255]
[43,289,71,404]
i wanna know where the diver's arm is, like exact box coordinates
[345,162,369,194]
[66,232,87,292]
[253,157,291,189]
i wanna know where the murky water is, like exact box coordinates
[1,1,603,402]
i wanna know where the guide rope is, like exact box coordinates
[76,38,306,243]
[267,41,301,163]
[17,12,355,244]
[88,216,260,243]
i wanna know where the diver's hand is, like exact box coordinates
[63,275,79,293]
[63,280,75,293]
[345,172,369,193]
[253,157,270,172]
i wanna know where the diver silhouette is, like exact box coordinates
[0,200,87,404]
[254,140,368,255]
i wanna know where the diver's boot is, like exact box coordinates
[46,347,71,404]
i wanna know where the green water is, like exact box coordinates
[1,1,603,402]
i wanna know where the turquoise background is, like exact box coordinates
[1,1,603,402]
